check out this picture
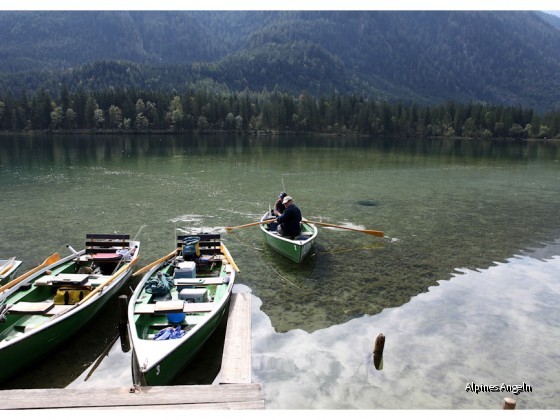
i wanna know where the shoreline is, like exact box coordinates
[1,129,558,143]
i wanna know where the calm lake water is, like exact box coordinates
[1,133,559,409]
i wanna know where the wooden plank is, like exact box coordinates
[86,233,130,240]
[183,302,216,313]
[134,303,156,314]
[135,302,217,314]
[0,384,264,410]
[175,277,227,286]
[220,292,252,384]
[154,300,184,313]
[8,301,54,314]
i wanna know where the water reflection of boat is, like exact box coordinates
[259,211,318,263]
[0,233,140,384]
[129,233,239,386]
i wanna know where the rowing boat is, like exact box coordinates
[259,211,318,263]
[0,257,22,285]
[0,233,140,384]
[129,233,238,386]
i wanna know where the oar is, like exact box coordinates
[304,220,384,237]
[133,248,180,277]
[220,242,240,273]
[225,219,275,231]
[0,253,61,294]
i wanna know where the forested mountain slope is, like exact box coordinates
[1,10,559,111]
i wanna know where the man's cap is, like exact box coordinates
[282,195,293,204]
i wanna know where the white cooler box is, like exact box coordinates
[175,261,196,279]
[179,288,208,303]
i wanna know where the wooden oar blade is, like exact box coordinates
[0,253,61,293]
[44,253,62,265]
[305,219,384,237]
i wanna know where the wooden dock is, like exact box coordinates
[0,292,264,410]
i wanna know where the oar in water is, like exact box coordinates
[303,219,384,237]
[0,253,61,294]
[225,219,275,231]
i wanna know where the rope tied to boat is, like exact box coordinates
[145,271,173,296]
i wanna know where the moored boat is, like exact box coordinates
[0,233,140,384]
[0,257,23,285]
[129,233,239,386]
[259,211,318,263]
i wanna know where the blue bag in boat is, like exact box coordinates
[154,327,173,340]
[154,325,185,340]
[169,325,185,339]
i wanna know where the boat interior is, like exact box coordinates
[0,234,136,341]
[132,234,233,340]
[261,211,316,240]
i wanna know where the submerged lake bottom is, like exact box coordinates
[1,134,559,410]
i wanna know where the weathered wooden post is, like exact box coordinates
[118,295,131,352]
[373,333,385,370]
[502,397,516,409]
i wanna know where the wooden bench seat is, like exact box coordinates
[8,301,54,314]
[35,273,89,286]
[134,301,217,315]
[174,277,228,287]
[35,274,109,288]
[85,234,131,259]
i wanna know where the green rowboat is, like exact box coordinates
[259,211,318,263]
[0,233,140,384]
[129,233,238,386]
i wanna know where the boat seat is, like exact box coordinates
[182,302,217,313]
[35,273,89,287]
[134,302,217,315]
[174,277,229,287]
[8,301,54,314]
[85,233,131,261]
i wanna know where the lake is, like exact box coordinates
[0,133,559,409]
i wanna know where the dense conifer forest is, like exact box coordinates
[1,84,559,139]
[1,11,560,139]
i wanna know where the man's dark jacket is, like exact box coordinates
[277,204,302,237]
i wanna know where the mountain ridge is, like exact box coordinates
[1,10,559,111]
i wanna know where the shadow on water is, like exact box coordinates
[0,291,229,389]
[0,294,126,390]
